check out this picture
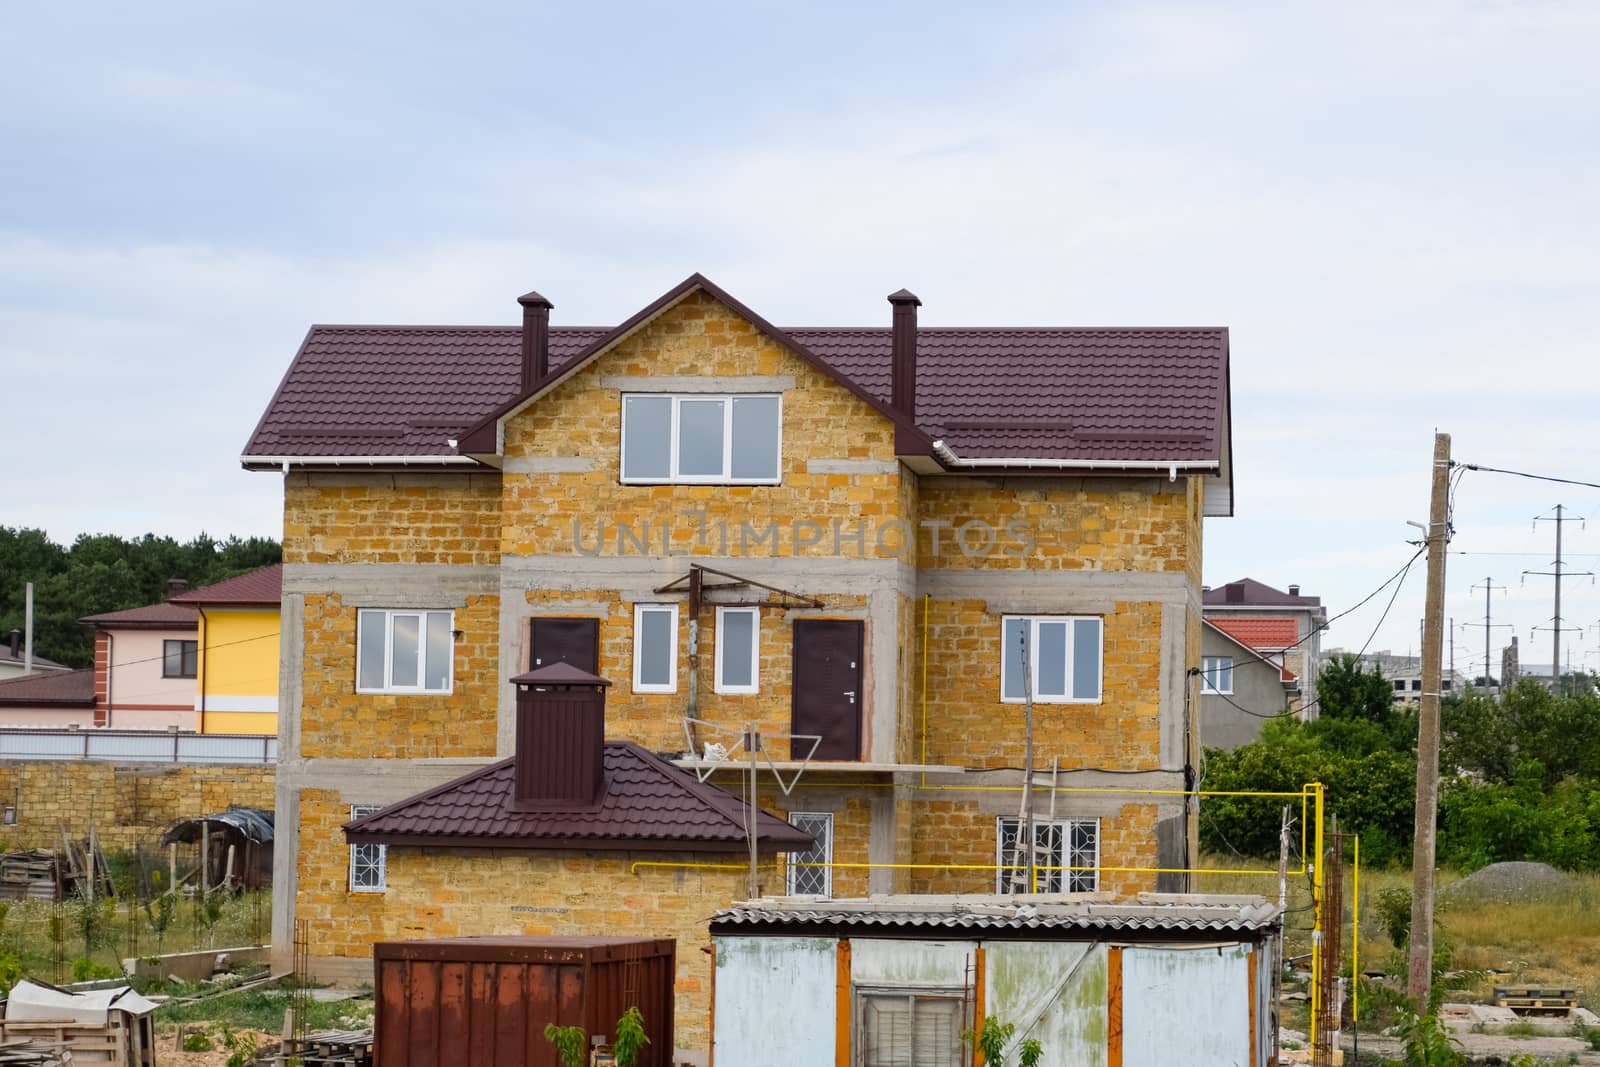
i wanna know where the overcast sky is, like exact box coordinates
[4,0,1598,674]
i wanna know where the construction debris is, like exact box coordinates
[0,839,112,903]
[263,1028,374,1067]
[0,979,156,1066]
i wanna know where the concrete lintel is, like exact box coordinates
[278,757,496,799]
[498,553,917,596]
[282,563,500,604]
[806,459,900,475]
[598,374,795,393]
[503,456,597,474]
[918,568,1194,608]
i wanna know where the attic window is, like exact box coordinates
[620,394,781,484]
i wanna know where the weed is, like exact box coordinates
[181,1032,213,1052]
[613,1007,649,1067]
[543,1023,586,1067]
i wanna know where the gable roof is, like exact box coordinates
[1202,621,1298,685]
[1204,579,1322,609]
[0,646,68,671]
[241,275,1233,508]
[79,602,198,630]
[0,667,95,707]
[168,564,283,607]
[344,741,814,853]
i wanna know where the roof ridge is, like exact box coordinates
[613,741,759,838]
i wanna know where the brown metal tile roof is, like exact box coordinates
[0,668,95,706]
[242,276,1229,469]
[1204,579,1323,609]
[344,741,814,853]
[0,646,69,671]
[79,602,199,629]
[168,564,283,607]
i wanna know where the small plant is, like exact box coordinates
[71,956,119,982]
[962,1015,1042,1067]
[0,953,21,995]
[614,1006,649,1067]
[1395,1007,1465,1067]
[181,1031,214,1052]
[146,891,177,951]
[543,1023,587,1067]
[1375,887,1413,949]
[222,1027,259,1067]
[1587,1026,1600,1052]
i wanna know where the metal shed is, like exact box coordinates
[709,894,1281,1067]
[159,806,273,891]
[374,936,676,1067]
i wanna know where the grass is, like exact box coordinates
[154,978,371,1035]
[1194,853,1600,1034]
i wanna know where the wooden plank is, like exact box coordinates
[835,938,852,1067]
[1107,946,1123,1067]
[971,945,986,1067]
[1248,948,1258,1067]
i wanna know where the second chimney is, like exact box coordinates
[507,662,610,809]
[1288,584,1300,597]
[165,577,190,600]
[888,288,921,419]
[518,290,554,391]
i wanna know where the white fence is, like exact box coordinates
[0,728,276,764]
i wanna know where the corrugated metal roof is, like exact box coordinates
[711,895,1280,935]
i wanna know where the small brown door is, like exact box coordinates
[792,619,864,760]
[529,617,599,673]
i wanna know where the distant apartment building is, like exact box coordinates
[1334,650,1466,703]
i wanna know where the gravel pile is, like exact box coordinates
[1443,861,1575,903]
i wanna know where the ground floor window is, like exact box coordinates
[857,989,967,1067]
[786,812,833,897]
[996,816,1099,893]
[349,805,386,892]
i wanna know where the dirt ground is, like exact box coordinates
[156,1028,277,1066]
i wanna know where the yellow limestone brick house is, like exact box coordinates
[243,273,1233,1062]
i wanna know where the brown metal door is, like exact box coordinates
[529,618,599,673]
[792,619,864,760]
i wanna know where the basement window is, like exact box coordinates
[714,606,759,694]
[996,816,1099,893]
[356,610,453,694]
[632,603,679,694]
[162,640,199,679]
[1201,655,1234,694]
[999,616,1103,703]
[620,394,782,484]
[856,989,967,1067]
[349,805,386,893]
[786,812,834,897]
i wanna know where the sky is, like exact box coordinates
[3,0,1598,675]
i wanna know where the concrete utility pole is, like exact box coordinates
[23,583,33,675]
[1525,506,1590,692]
[1463,580,1509,692]
[1407,432,1451,1006]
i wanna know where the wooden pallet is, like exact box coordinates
[275,1029,374,1067]
[1493,986,1579,1013]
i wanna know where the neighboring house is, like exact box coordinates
[1336,650,1465,703]
[0,567,281,733]
[0,668,96,727]
[169,564,283,736]
[0,633,70,681]
[79,600,200,730]
[1203,578,1326,710]
[1198,620,1298,750]
[244,273,1233,1059]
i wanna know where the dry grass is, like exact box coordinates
[1195,854,1600,1012]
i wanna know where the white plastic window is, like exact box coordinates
[786,812,834,897]
[996,816,1099,893]
[999,616,1103,703]
[349,805,386,892]
[1201,656,1234,694]
[356,610,453,694]
[620,394,781,484]
[714,607,760,694]
[632,604,679,693]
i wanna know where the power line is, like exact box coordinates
[1456,462,1600,493]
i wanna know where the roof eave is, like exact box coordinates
[240,454,484,472]
[344,830,807,853]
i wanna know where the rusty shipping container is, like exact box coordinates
[374,936,676,1067]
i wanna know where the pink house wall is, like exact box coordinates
[101,628,197,730]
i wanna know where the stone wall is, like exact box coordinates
[0,761,275,852]
[282,472,502,566]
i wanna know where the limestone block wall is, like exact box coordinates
[0,761,274,852]
[282,472,502,566]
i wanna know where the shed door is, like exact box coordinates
[792,620,863,760]
[529,617,599,673]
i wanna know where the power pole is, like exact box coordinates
[1408,432,1451,1006]
[1525,506,1590,692]
[1463,579,1509,692]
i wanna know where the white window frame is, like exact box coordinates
[786,812,834,897]
[713,606,760,695]
[1201,655,1234,694]
[632,603,679,694]
[999,615,1103,704]
[349,805,386,893]
[995,816,1100,893]
[619,393,783,485]
[356,609,454,695]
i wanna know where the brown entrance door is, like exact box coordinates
[792,619,864,760]
[529,617,600,673]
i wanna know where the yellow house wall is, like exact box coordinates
[197,608,280,736]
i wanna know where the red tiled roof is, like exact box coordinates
[1207,617,1299,652]
[344,741,814,853]
[243,276,1230,470]
[1204,579,1322,608]
[79,602,198,629]
[169,564,283,607]
[0,668,95,706]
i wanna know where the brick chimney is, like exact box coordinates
[518,290,554,391]
[1288,584,1301,597]
[506,662,610,810]
[888,289,921,419]
[165,577,190,600]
